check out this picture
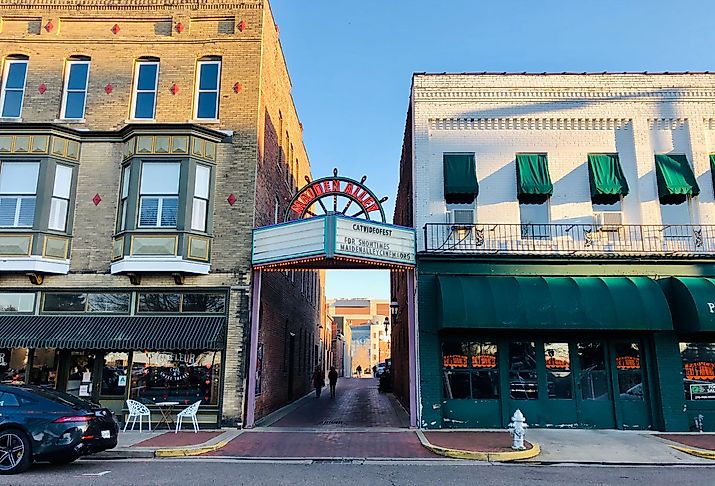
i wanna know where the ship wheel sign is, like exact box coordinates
[285,169,388,222]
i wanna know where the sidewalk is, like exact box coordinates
[95,428,241,459]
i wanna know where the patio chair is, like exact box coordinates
[124,399,152,432]
[175,400,202,433]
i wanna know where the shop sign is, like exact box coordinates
[616,356,640,370]
[0,349,9,372]
[471,355,497,368]
[545,357,570,370]
[170,352,197,366]
[684,361,715,381]
[690,383,715,400]
[443,355,467,368]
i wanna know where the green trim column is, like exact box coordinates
[651,331,689,431]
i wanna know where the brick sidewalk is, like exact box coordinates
[205,431,438,458]
[656,434,715,451]
[132,431,223,448]
[423,431,529,453]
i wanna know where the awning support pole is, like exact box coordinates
[407,268,418,428]
[245,268,262,428]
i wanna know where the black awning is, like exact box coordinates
[0,315,226,350]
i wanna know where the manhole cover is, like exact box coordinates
[321,420,344,425]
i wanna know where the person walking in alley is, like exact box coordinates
[328,366,338,398]
[355,365,362,377]
[312,365,325,398]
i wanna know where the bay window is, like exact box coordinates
[194,60,221,120]
[60,59,90,120]
[138,162,180,228]
[191,164,210,231]
[1,58,28,119]
[48,164,73,231]
[0,162,39,227]
[118,165,130,231]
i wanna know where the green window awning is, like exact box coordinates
[436,275,672,331]
[655,154,700,204]
[0,315,226,350]
[588,154,629,204]
[443,153,478,204]
[660,277,715,333]
[516,154,553,204]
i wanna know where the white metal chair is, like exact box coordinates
[124,399,152,432]
[175,401,202,433]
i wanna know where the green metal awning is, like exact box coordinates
[516,154,553,204]
[443,153,478,204]
[660,277,715,333]
[437,276,672,331]
[588,154,629,204]
[0,315,226,350]
[655,154,700,204]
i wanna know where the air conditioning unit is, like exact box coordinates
[594,211,623,231]
[448,209,475,225]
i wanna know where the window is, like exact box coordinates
[577,342,609,400]
[137,292,225,314]
[138,293,180,312]
[138,162,180,227]
[48,165,73,231]
[61,60,90,120]
[0,293,34,312]
[0,162,39,227]
[101,352,128,396]
[0,349,28,385]
[118,165,130,231]
[680,342,715,400]
[509,342,538,399]
[182,293,225,313]
[131,61,159,119]
[442,337,498,400]
[520,201,550,239]
[129,351,222,405]
[660,199,692,227]
[29,348,58,387]
[615,342,644,401]
[592,198,622,213]
[42,292,130,313]
[191,164,210,231]
[544,342,572,399]
[195,60,221,119]
[1,58,28,118]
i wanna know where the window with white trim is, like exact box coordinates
[131,61,159,120]
[118,165,130,231]
[48,164,73,231]
[60,60,90,120]
[0,162,39,227]
[1,58,28,119]
[138,162,180,228]
[191,164,210,231]
[195,60,221,120]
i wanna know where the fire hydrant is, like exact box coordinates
[508,409,528,450]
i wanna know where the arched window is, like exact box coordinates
[131,57,160,120]
[1,55,29,119]
[194,56,221,120]
[61,55,91,120]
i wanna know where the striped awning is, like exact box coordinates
[0,315,226,350]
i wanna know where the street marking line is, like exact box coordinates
[82,470,111,476]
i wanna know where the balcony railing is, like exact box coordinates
[423,223,715,256]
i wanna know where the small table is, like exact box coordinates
[154,401,179,430]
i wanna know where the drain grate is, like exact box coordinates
[321,420,344,425]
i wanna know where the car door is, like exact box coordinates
[0,391,23,425]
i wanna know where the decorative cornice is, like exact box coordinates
[429,118,632,131]
[414,89,715,102]
[0,0,262,11]
[648,118,687,130]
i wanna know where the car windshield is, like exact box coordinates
[17,386,98,410]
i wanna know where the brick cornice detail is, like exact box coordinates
[429,118,632,131]
[0,0,262,11]
[414,89,715,102]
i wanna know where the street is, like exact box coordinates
[1,459,713,486]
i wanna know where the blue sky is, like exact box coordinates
[271,0,715,299]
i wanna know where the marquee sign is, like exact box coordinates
[286,169,388,222]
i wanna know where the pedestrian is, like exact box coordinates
[356,365,362,378]
[312,365,325,398]
[328,366,338,398]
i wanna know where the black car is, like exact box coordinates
[0,384,118,474]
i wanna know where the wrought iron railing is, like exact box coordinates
[423,223,715,256]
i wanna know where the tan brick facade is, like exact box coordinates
[0,0,322,425]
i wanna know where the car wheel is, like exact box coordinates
[0,428,31,475]
[48,455,78,466]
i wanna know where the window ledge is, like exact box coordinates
[0,256,70,274]
[0,117,22,122]
[111,256,210,275]
[54,118,86,124]
[189,119,220,125]
[125,119,157,124]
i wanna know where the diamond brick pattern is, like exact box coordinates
[44,21,54,32]
[227,193,237,206]
[111,24,120,34]
[38,83,47,94]
[104,84,113,94]
[92,193,102,206]
[170,83,179,95]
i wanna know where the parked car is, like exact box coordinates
[375,363,387,378]
[0,384,118,474]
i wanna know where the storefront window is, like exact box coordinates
[545,342,572,399]
[680,342,715,401]
[101,352,129,396]
[577,342,609,400]
[137,292,226,313]
[29,349,57,387]
[509,342,538,399]
[138,293,181,313]
[0,293,35,312]
[182,293,225,313]
[43,292,86,312]
[442,338,498,400]
[0,349,28,384]
[129,351,221,405]
[87,294,131,313]
[66,351,95,398]
[615,342,643,401]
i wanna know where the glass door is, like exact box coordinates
[613,341,651,429]
[65,351,95,398]
[544,342,578,426]
[574,341,616,428]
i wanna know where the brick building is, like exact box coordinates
[394,72,715,430]
[0,0,322,426]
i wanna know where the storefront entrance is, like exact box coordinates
[442,335,652,429]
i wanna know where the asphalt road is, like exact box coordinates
[0,459,713,486]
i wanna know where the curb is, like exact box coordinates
[155,439,231,457]
[415,430,541,462]
[668,444,715,460]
